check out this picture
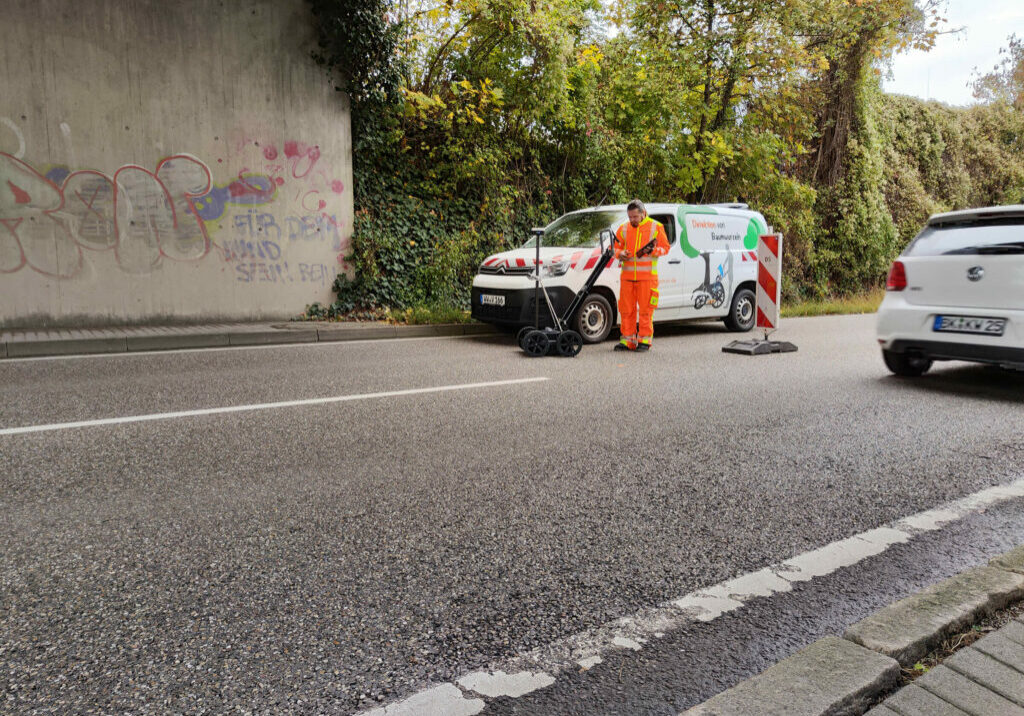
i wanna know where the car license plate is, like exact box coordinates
[480,294,505,306]
[933,315,1006,336]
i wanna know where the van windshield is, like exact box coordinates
[522,211,625,249]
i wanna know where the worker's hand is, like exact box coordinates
[620,250,631,259]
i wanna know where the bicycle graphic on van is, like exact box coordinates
[691,251,726,310]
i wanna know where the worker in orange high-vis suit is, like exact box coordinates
[614,199,671,352]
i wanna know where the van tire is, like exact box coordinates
[574,293,613,343]
[724,288,756,332]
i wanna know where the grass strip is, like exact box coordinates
[782,288,886,318]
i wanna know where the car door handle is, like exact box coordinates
[668,259,682,264]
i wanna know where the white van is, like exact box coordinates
[471,203,769,342]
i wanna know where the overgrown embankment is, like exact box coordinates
[305,2,1024,319]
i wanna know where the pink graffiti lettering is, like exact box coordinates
[7,180,31,204]
[0,154,80,277]
[0,152,212,278]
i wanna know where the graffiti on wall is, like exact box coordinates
[0,130,347,283]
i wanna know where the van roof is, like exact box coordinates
[571,202,762,219]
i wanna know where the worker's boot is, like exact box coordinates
[635,341,651,352]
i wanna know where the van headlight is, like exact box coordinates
[543,261,570,277]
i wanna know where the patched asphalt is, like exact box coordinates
[2,314,1024,714]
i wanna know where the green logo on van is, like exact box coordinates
[676,206,767,258]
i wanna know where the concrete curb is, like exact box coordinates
[0,323,497,359]
[683,637,900,716]
[684,544,1024,716]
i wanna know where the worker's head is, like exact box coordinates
[626,199,646,228]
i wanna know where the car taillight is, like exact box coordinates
[886,260,907,291]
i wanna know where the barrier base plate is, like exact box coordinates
[722,339,798,355]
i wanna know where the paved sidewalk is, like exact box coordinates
[0,321,495,358]
[867,617,1024,715]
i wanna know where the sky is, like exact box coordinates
[883,0,1024,106]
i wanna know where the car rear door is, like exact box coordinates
[901,218,1024,311]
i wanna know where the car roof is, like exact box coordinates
[927,205,1024,226]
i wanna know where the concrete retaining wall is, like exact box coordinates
[0,0,353,327]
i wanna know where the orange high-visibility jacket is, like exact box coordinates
[614,218,670,282]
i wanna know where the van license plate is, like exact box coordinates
[933,315,1006,336]
[480,294,505,306]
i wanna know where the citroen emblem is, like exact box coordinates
[967,266,984,282]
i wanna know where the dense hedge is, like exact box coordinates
[307,2,1024,315]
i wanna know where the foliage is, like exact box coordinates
[973,34,1024,110]
[307,0,1024,317]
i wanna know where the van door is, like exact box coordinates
[650,213,685,317]
[678,208,755,314]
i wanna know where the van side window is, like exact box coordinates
[650,214,676,246]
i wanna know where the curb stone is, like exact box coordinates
[682,637,899,716]
[227,329,318,346]
[0,323,496,358]
[685,543,1024,715]
[7,336,128,358]
[843,565,1024,665]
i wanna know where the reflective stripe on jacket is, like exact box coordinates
[614,218,670,281]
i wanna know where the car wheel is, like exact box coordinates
[724,288,756,332]
[882,349,932,377]
[573,293,613,344]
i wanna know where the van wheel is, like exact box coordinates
[724,288,756,332]
[883,349,932,377]
[574,294,613,343]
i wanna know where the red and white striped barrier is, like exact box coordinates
[756,234,782,333]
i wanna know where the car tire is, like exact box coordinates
[573,293,613,344]
[724,288,756,332]
[882,349,932,377]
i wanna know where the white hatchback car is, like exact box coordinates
[877,205,1024,376]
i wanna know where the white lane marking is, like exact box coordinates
[900,508,960,532]
[456,671,556,699]
[361,476,1024,714]
[0,378,549,436]
[0,334,472,364]
[672,590,745,621]
[362,683,483,716]
[777,530,910,583]
[611,636,644,651]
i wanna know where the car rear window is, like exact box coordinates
[904,218,1024,257]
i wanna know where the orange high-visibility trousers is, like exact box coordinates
[618,279,659,346]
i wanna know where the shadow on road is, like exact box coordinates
[881,364,1024,403]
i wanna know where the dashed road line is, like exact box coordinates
[0,378,549,436]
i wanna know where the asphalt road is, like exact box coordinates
[2,314,1024,714]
